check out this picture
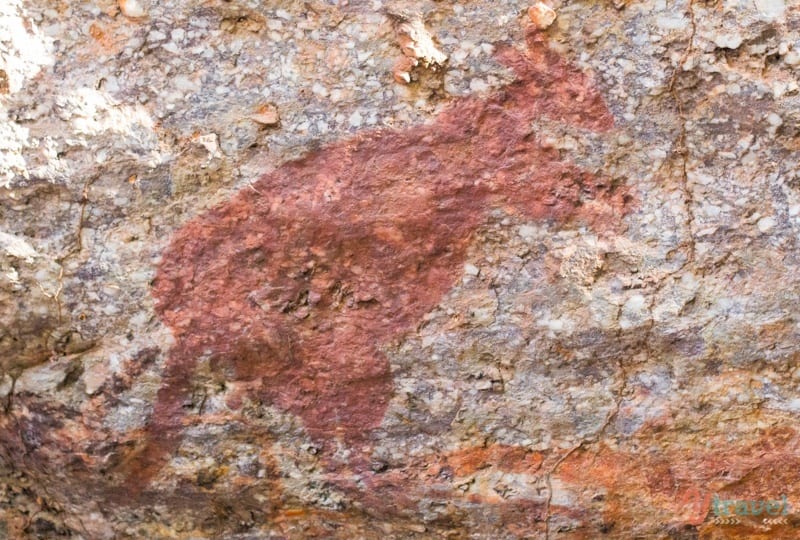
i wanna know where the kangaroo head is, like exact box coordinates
[493,26,614,132]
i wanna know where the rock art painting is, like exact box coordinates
[123,27,632,497]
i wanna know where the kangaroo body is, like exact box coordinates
[127,29,628,491]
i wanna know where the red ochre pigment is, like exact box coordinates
[126,28,631,491]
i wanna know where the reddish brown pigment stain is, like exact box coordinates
[352,444,545,506]
[438,444,545,477]
[555,426,800,534]
[125,28,630,491]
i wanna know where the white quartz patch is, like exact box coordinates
[0,230,38,262]
[754,0,785,20]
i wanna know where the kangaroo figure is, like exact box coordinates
[125,27,629,491]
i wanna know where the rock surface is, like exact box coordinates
[2,0,800,538]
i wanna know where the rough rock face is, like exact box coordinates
[2,0,800,538]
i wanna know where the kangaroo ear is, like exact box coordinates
[493,26,554,80]
[493,41,533,78]
[524,25,548,49]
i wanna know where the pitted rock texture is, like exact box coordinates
[4,0,800,538]
[130,27,627,497]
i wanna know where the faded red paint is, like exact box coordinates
[325,443,547,534]
[437,444,544,477]
[554,426,800,533]
[124,28,630,491]
[348,444,544,491]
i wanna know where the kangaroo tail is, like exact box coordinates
[120,346,196,495]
